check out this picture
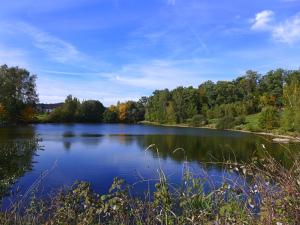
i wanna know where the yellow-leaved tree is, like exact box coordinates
[118,103,127,122]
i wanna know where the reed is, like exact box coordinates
[0,144,299,224]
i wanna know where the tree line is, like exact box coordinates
[46,95,146,123]
[145,69,300,131]
[1,64,300,132]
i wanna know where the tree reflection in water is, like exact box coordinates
[108,134,297,169]
[0,126,39,199]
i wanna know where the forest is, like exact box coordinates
[1,64,300,133]
[144,69,300,132]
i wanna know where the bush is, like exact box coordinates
[103,109,119,123]
[235,116,246,125]
[258,106,280,130]
[216,115,236,129]
[1,155,299,225]
[216,115,246,130]
[188,114,208,127]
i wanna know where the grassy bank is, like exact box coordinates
[1,152,299,225]
[141,113,300,142]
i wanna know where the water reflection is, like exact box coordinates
[61,132,103,150]
[0,124,298,202]
[106,134,296,168]
[0,126,38,198]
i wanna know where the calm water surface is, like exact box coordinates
[0,124,298,205]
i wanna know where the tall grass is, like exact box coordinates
[0,145,299,224]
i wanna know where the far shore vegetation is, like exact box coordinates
[1,64,300,138]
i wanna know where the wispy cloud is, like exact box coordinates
[167,0,176,5]
[17,23,82,63]
[37,75,143,105]
[40,69,106,77]
[106,59,212,90]
[251,10,300,44]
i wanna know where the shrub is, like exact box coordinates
[258,106,280,130]
[235,116,246,125]
[1,155,299,225]
[188,114,208,127]
[216,115,236,129]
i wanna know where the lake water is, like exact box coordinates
[0,124,298,206]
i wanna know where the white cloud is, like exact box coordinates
[251,11,300,44]
[251,10,274,30]
[167,0,176,5]
[105,59,208,90]
[18,23,82,63]
[272,13,300,44]
[37,76,143,105]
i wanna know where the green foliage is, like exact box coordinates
[103,105,119,123]
[48,95,81,122]
[48,96,106,123]
[80,100,105,122]
[0,65,38,124]
[281,75,300,132]
[258,69,286,107]
[165,101,177,124]
[143,68,300,133]
[258,106,280,130]
[2,63,298,133]
[2,155,300,225]
[188,114,207,127]
[216,115,246,130]
[145,69,294,126]
[216,115,236,129]
[145,89,171,123]
[0,139,39,198]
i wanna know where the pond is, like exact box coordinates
[0,124,298,207]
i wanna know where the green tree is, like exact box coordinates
[61,95,81,122]
[80,100,105,122]
[166,101,177,124]
[282,76,300,132]
[103,106,119,123]
[145,89,171,123]
[258,69,286,107]
[258,106,280,130]
[171,86,199,123]
[0,65,38,123]
[48,95,100,123]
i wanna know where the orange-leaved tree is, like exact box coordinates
[20,106,35,123]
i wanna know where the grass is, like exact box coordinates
[1,143,299,224]
[245,113,260,130]
[35,113,49,123]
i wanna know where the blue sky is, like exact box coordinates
[0,0,300,106]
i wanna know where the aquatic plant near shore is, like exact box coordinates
[0,139,39,198]
[0,149,299,225]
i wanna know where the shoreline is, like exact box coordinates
[140,121,300,143]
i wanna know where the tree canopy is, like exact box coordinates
[2,64,300,133]
[0,65,38,124]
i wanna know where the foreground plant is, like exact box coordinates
[0,153,299,224]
